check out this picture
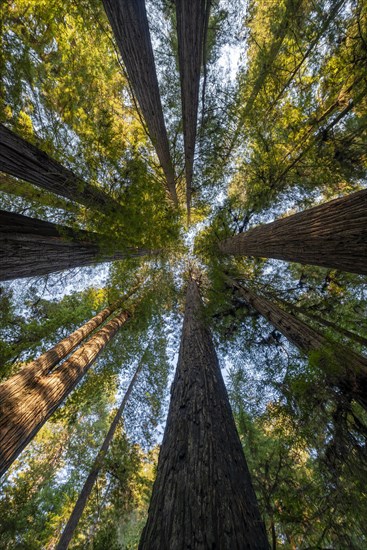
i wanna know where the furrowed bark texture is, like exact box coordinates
[56,356,144,550]
[176,0,210,216]
[231,279,367,410]
[0,210,152,281]
[102,0,177,204]
[219,190,367,275]
[139,279,269,550]
[0,311,129,478]
[0,124,119,211]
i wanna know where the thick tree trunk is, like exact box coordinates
[0,124,119,211]
[219,190,367,275]
[102,0,178,205]
[229,278,367,410]
[0,311,129,478]
[0,210,153,281]
[0,173,79,212]
[139,278,269,549]
[56,354,144,550]
[175,0,210,218]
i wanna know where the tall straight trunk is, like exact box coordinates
[228,278,367,410]
[0,210,154,281]
[102,0,178,205]
[0,311,129,478]
[0,284,139,401]
[219,190,367,275]
[0,173,79,212]
[175,0,210,218]
[0,124,119,211]
[139,278,269,549]
[56,354,145,550]
[284,303,367,348]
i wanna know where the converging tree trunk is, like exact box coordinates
[175,0,210,218]
[0,210,154,281]
[219,190,367,275]
[56,352,145,550]
[0,124,119,211]
[228,278,367,410]
[284,302,367,348]
[139,277,269,549]
[102,0,178,205]
[0,310,129,478]
[0,173,79,212]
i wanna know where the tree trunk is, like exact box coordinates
[0,210,154,281]
[228,278,367,410]
[56,353,144,550]
[0,283,140,402]
[0,124,119,211]
[0,311,129,478]
[139,278,269,549]
[102,0,178,205]
[219,190,367,275]
[175,0,210,218]
[284,303,367,348]
[0,173,79,212]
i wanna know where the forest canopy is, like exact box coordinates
[0,0,366,548]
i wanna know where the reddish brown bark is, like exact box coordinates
[102,0,178,205]
[0,124,119,211]
[229,278,367,409]
[56,355,144,550]
[175,0,210,218]
[219,190,367,275]
[0,311,129,478]
[0,210,154,281]
[139,278,269,549]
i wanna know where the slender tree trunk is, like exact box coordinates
[228,278,367,410]
[219,190,367,275]
[139,278,269,549]
[0,311,129,478]
[175,0,210,218]
[0,124,119,211]
[0,210,154,281]
[285,303,367,348]
[102,0,178,205]
[56,353,145,550]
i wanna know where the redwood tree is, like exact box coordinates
[56,351,145,550]
[102,0,178,205]
[139,277,269,549]
[175,0,210,216]
[228,278,367,410]
[0,124,119,211]
[219,190,367,275]
[0,210,153,281]
[0,311,129,477]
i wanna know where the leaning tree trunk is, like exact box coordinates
[219,189,367,275]
[175,0,210,218]
[139,278,269,549]
[56,352,145,550]
[0,311,129,478]
[0,173,79,212]
[0,124,119,211]
[228,278,367,410]
[0,283,140,398]
[284,303,367,348]
[102,0,178,205]
[0,210,153,281]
